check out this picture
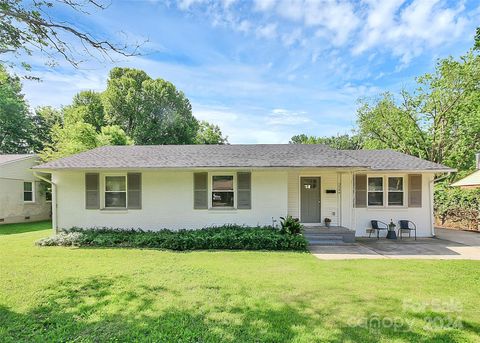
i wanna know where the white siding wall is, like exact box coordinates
[353,173,435,237]
[53,169,288,230]
[0,158,51,224]
[52,168,435,236]
[340,172,353,229]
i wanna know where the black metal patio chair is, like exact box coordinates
[370,220,388,240]
[398,220,417,240]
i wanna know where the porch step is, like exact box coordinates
[304,234,344,240]
[309,241,353,247]
[308,240,345,245]
[303,226,356,244]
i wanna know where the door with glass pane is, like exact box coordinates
[301,177,320,223]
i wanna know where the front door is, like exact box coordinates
[301,177,320,223]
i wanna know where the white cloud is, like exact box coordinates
[177,0,205,10]
[253,0,278,12]
[174,0,473,66]
[281,28,303,46]
[353,0,469,63]
[267,108,311,125]
[237,20,252,33]
[256,23,278,39]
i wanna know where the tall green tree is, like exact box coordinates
[0,64,35,153]
[474,27,480,51]
[357,51,480,171]
[40,108,132,161]
[195,121,228,144]
[71,91,105,131]
[289,133,362,150]
[103,67,199,145]
[31,106,63,151]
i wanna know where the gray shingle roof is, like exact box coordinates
[33,145,454,171]
[0,154,36,166]
[34,144,366,169]
[341,149,454,171]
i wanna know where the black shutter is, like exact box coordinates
[194,172,208,209]
[127,173,142,209]
[85,173,99,209]
[237,172,251,209]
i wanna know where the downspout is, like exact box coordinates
[33,171,57,233]
[352,171,356,233]
[429,172,451,237]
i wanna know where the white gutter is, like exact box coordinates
[429,172,452,237]
[33,171,57,233]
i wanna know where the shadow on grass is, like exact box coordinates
[0,275,477,342]
[0,220,51,235]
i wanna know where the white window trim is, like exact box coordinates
[23,181,35,203]
[366,174,407,209]
[367,176,384,208]
[209,172,236,209]
[104,174,128,209]
[387,176,405,207]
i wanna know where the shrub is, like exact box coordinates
[37,225,308,251]
[435,182,480,230]
[36,232,83,246]
[279,215,303,235]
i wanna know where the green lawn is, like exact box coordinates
[0,221,479,342]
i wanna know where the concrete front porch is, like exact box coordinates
[303,226,356,245]
[309,231,480,260]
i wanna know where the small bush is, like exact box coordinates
[37,225,308,251]
[36,232,83,247]
[279,215,303,235]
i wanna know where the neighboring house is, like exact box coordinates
[451,153,480,189]
[33,145,454,236]
[0,154,52,224]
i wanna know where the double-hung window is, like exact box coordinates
[211,175,234,208]
[24,181,34,202]
[367,177,383,206]
[105,176,127,208]
[388,177,404,206]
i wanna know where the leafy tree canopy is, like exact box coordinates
[31,105,63,151]
[475,27,480,51]
[103,67,199,145]
[0,64,35,153]
[71,90,105,131]
[357,50,480,171]
[195,121,228,144]
[289,133,362,150]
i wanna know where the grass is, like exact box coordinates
[0,221,479,342]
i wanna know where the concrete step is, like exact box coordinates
[303,230,356,244]
[304,234,344,240]
[308,240,347,246]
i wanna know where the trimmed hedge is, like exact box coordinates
[37,225,308,251]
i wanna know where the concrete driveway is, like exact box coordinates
[310,228,480,260]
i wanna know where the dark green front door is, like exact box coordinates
[301,177,320,223]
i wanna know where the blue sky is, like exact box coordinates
[19,0,479,143]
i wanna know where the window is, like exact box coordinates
[367,177,383,206]
[212,175,234,207]
[388,177,404,206]
[24,182,34,202]
[105,176,127,208]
